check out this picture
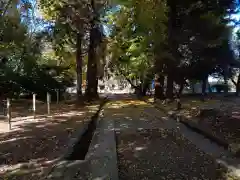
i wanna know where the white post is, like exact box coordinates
[7,98,11,130]
[47,93,51,115]
[56,89,59,104]
[33,94,36,119]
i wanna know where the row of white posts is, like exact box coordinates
[6,90,60,130]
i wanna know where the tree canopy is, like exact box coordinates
[0,0,239,101]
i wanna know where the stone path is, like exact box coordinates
[103,96,240,179]
[41,95,240,179]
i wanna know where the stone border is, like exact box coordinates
[140,97,240,178]
[143,97,240,157]
[169,112,240,157]
[84,109,119,180]
[40,98,108,179]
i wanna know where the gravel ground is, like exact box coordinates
[116,129,236,180]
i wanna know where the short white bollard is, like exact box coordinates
[47,93,51,115]
[33,94,36,119]
[7,98,11,130]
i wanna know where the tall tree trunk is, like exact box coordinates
[191,81,195,94]
[142,71,154,96]
[235,73,240,96]
[201,77,207,101]
[208,81,212,93]
[177,80,184,98]
[166,0,177,100]
[223,66,229,95]
[154,74,165,100]
[86,24,99,100]
[85,1,100,100]
[202,78,207,95]
[76,33,83,100]
[166,74,174,99]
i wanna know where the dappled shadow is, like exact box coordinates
[104,98,168,132]
[0,102,100,180]
[116,129,238,180]
[103,95,240,179]
[146,95,240,145]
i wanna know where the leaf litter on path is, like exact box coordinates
[116,129,238,180]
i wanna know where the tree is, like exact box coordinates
[107,0,168,96]
[0,0,71,99]
[39,0,92,100]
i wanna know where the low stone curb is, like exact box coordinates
[169,112,240,158]
[140,98,240,178]
[45,98,119,180]
[40,98,108,179]
[142,97,240,158]
[84,110,119,180]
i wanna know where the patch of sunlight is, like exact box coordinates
[65,160,85,168]
[109,103,125,109]
[0,136,33,144]
[120,124,129,128]
[55,111,85,117]
[93,176,108,180]
[148,98,154,103]
[216,159,240,178]
[125,117,133,120]
[2,158,61,177]
[12,116,38,121]
[135,146,147,151]
[86,104,99,109]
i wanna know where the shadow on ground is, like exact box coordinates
[116,129,237,180]
[105,98,239,180]
[0,102,99,180]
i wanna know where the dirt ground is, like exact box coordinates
[0,100,100,180]
[151,96,240,144]
[116,129,237,180]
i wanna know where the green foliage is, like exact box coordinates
[0,1,74,99]
[108,1,167,86]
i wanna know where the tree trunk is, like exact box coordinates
[190,81,196,94]
[208,81,212,93]
[154,75,165,100]
[76,33,83,100]
[236,73,240,96]
[85,24,99,100]
[201,77,207,101]
[166,0,177,100]
[224,73,228,96]
[177,81,184,98]
[166,74,174,99]
[85,0,101,101]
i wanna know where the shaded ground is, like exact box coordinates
[148,96,240,144]
[0,101,100,180]
[117,129,236,180]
